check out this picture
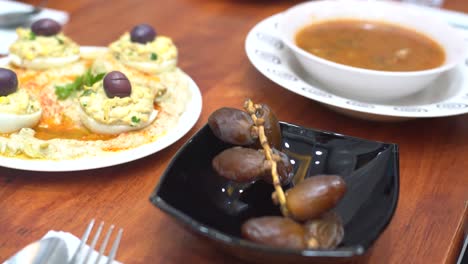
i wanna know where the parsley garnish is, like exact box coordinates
[80,89,95,97]
[55,37,64,44]
[55,70,106,100]
[131,116,141,123]
[150,53,158,60]
[55,76,83,99]
[29,32,36,40]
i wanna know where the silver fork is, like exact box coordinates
[69,219,123,264]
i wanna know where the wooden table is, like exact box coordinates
[1,0,467,263]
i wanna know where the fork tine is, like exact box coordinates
[70,220,123,264]
[105,228,123,264]
[94,224,114,264]
[82,221,104,264]
[69,219,95,264]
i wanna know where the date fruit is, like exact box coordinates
[242,213,345,250]
[212,147,265,182]
[208,107,256,146]
[241,216,306,249]
[304,212,344,249]
[212,146,292,184]
[261,148,293,185]
[286,175,346,221]
[255,104,281,149]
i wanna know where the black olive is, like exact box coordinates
[0,68,18,96]
[103,71,132,98]
[130,24,156,44]
[31,18,61,36]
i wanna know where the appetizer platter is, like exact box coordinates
[0,19,202,171]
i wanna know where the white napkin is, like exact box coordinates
[2,230,122,264]
[43,230,122,264]
[0,0,69,54]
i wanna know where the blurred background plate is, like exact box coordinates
[150,122,399,263]
[0,0,69,54]
[245,10,468,121]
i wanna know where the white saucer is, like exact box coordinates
[245,9,468,121]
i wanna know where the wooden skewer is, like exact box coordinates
[244,99,289,217]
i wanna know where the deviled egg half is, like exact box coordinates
[109,24,178,74]
[0,68,42,133]
[9,18,80,70]
[79,71,158,135]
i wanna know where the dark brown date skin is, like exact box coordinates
[254,104,282,149]
[304,212,344,249]
[208,108,256,146]
[286,175,346,221]
[212,147,266,182]
[242,213,345,250]
[241,216,306,249]
[212,147,292,184]
[261,148,293,185]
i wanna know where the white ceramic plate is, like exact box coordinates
[0,47,203,171]
[245,7,468,121]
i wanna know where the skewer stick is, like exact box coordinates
[244,99,289,217]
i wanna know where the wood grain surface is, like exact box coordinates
[1,0,467,263]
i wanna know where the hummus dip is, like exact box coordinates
[0,57,191,160]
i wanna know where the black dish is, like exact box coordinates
[149,122,399,263]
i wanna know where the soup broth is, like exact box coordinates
[295,19,445,72]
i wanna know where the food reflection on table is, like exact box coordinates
[207,99,347,250]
